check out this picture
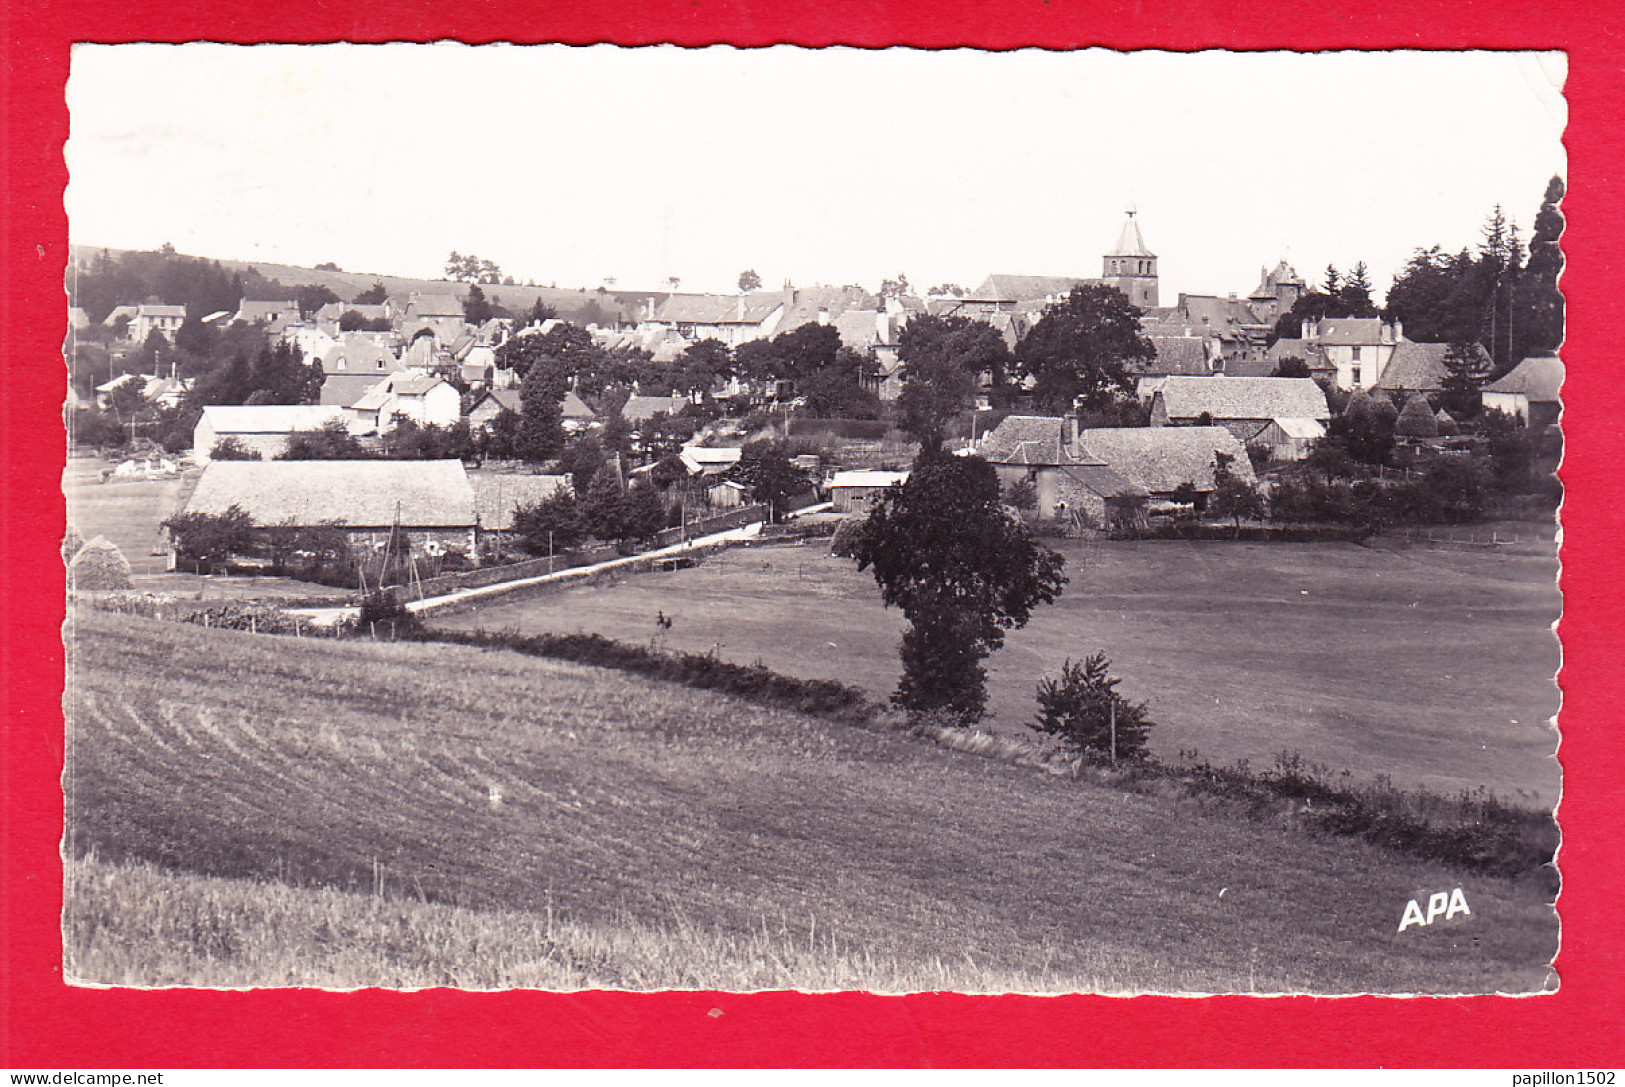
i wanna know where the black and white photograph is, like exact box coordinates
[60,44,1566,995]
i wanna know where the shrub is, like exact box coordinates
[209,437,259,461]
[353,589,422,639]
[829,517,866,558]
[1005,478,1038,511]
[1031,652,1155,761]
[163,505,256,573]
[68,536,135,591]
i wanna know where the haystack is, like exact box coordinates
[1395,393,1440,438]
[68,535,134,591]
[1435,408,1460,437]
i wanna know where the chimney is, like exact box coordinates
[1063,413,1079,450]
[1301,318,1315,343]
[1393,319,1404,343]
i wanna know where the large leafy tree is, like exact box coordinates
[846,453,1066,723]
[729,440,810,521]
[1014,284,1153,413]
[515,357,568,462]
[896,314,1011,452]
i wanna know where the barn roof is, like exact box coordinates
[829,470,909,489]
[1058,464,1147,498]
[1075,426,1255,494]
[1154,376,1329,421]
[181,460,476,528]
[1484,355,1564,402]
[470,473,573,530]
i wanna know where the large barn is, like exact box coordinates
[171,459,479,566]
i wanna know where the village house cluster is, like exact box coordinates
[73,211,1562,570]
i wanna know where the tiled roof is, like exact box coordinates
[470,473,572,530]
[409,294,464,319]
[391,375,447,397]
[967,275,1099,303]
[653,293,782,325]
[138,304,187,318]
[1139,336,1212,376]
[321,335,400,375]
[1154,376,1329,421]
[1059,464,1147,498]
[1177,295,1270,338]
[1311,318,1387,346]
[622,394,688,423]
[1075,426,1255,494]
[182,459,476,528]
[1375,341,1491,393]
[200,404,354,435]
[1483,356,1563,402]
[561,391,596,421]
[977,416,1093,467]
[234,299,301,324]
[472,388,521,414]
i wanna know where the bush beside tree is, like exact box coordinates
[1031,652,1155,762]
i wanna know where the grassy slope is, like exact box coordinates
[65,609,1556,993]
[435,539,1561,799]
[68,244,663,321]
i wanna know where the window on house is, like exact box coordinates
[1353,346,1363,361]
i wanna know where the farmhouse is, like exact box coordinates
[828,470,909,513]
[1481,356,1564,429]
[1075,426,1256,507]
[192,404,363,462]
[1374,340,1494,398]
[172,459,478,565]
[1148,375,1330,459]
[975,416,1147,529]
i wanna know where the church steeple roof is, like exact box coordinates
[1107,211,1155,258]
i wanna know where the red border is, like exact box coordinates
[6,1,1623,1068]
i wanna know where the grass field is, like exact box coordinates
[434,537,1562,801]
[65,609,1556,993]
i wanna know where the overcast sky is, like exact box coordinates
[66,45,1566,302]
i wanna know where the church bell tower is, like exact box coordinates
[1102,210,1159,310]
